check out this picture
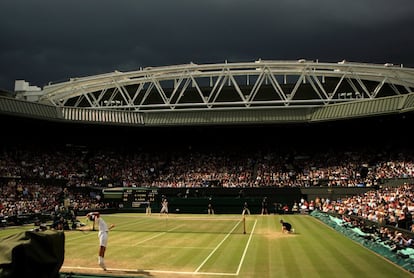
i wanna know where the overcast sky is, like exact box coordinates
[1,0,413,91]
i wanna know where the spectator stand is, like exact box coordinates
[311,210,414,272]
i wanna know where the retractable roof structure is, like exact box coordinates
[5,60,414,126]
[35,60,414,111]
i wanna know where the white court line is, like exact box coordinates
[194,219,242,273]
[112,214,242,221]
[61,266,238,276]
[133,232,167,246]
[132,225,184,246]
[63,218,253,276]
[236,219,257,275]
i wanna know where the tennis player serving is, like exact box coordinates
[86,212,115,270]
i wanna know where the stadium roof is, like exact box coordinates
[2,60,414,126]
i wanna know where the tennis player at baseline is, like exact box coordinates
[86,212,115,270]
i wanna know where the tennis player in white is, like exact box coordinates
[160,197,169,216]
[86,212,115,270]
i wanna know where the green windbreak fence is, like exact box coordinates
[0,230,64,278]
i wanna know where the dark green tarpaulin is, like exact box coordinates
[0,230,64,278]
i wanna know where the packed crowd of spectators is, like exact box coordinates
[1,144,414,189]
[313,182,414,256]
[0,179,108,228]
[1,143,414,230]
[320,183,414,231]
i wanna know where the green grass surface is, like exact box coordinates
[1,213,413,278]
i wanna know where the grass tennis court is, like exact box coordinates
[1,213,413,278]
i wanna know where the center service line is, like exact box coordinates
[194,219,242,273]
[236,219,257,275]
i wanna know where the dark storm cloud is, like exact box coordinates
[1,0,413,91]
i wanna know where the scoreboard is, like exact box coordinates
[103,187,159,209]
[123,188,158,208]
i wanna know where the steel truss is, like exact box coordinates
[36,60,414,112]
